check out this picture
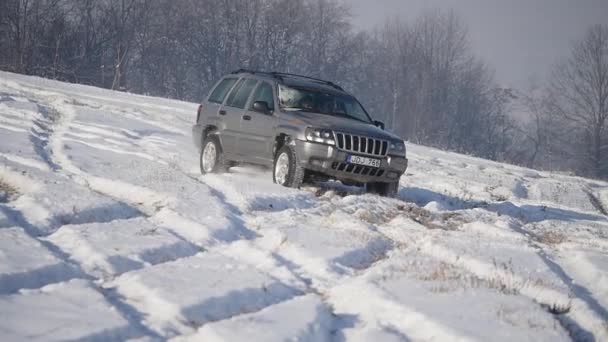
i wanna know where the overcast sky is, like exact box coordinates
[349,0,608,90]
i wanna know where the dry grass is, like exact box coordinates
[385,258,520,295]
[534,231,567,245]
[397,204,466,231]
[0,178,18,203]
[348,201,467,230]
[419,262,462,282]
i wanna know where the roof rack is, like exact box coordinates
[230,68,260,75]
[230,69,344,91]
[270,72,344,91]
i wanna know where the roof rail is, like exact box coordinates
[230,69,344,92]
[270,72,344,91]
[230,68,259,75]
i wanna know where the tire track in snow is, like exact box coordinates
[42,98,225,247]
[329,277,473,342]
[0,167,161,342]
[508,219,608,341]
[584,187,608,215]
[192,176,479,340]
[391,209,608,341]
[5,78,414,338]
[7,76,602,340]
[21,95,205,340]
[394,172,608,341]
[39,95,303,338]
[312,191,606,341]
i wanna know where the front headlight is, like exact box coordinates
[306,128,335,145]
[389,140,406,156]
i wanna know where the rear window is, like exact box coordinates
[226,79,258,109]
[208,78,237,104]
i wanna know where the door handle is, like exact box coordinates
[219,110,227,115]
[242,115,252,121]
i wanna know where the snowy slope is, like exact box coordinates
[0,71,607,341]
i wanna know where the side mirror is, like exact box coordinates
[373,120,385,130]
[252,101,271,114]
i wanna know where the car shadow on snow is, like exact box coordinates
[205,185,259,241]
[399,186,606,224]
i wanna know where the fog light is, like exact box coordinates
[310,159,323,167]
[387,171,399,179]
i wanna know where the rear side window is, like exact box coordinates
[208,78,237,104]
[250,82,275,111]
[226,79,258,109]
[225,79,245,105]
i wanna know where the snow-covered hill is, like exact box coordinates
[0,71,606,341]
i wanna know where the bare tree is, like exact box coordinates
[105,0,146,90]
[0,1,533,170]
[548,25,608,177]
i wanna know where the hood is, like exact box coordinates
[283,110,402,141]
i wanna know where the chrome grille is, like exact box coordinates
[335,133,388,157]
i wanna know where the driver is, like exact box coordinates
[300,96,314,110]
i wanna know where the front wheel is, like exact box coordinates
[273,145,305,188]
[200,135,227,174]
[367,181,399,198]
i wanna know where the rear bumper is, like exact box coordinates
[294,140,408,184]
[192,124,203,150]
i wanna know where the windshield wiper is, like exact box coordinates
[284,107,371,124]
[283,107,318,113]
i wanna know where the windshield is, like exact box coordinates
[279,85,372,124]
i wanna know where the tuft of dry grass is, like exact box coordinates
[0,178,18,203]
[397,204,466,231]
[419,262,462,282]
[534,231,566,245]
[416,259,523,296]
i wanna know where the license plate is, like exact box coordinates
[347,155,381,168]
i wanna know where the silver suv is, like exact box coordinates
[192,70,408,197]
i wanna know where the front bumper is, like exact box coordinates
[295,140,408,184]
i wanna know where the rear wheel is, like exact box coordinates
[273,145,305,188]
[200,135,227,174]
[367,181,399,198]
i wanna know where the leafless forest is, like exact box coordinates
[0,0,606,178]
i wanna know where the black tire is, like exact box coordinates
[367,181,399,198]
[273,145,305,188]
[200,135,228,175]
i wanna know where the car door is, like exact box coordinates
[218,77,259,159]
[239,81,278,165]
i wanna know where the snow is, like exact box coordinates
[1,71,608,341]
[0,227,80,294]
[47,217,200,278]
[174,294,333,342]
[0,280,138,341]
[109,252,300,337]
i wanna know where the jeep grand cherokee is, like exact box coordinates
[192,70,408,197]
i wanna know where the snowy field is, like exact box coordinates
[0,71,607,341]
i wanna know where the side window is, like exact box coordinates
[224,78,244,105]
[226,79,258,109]
[250,82,275,112]
[208,78,237,104]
